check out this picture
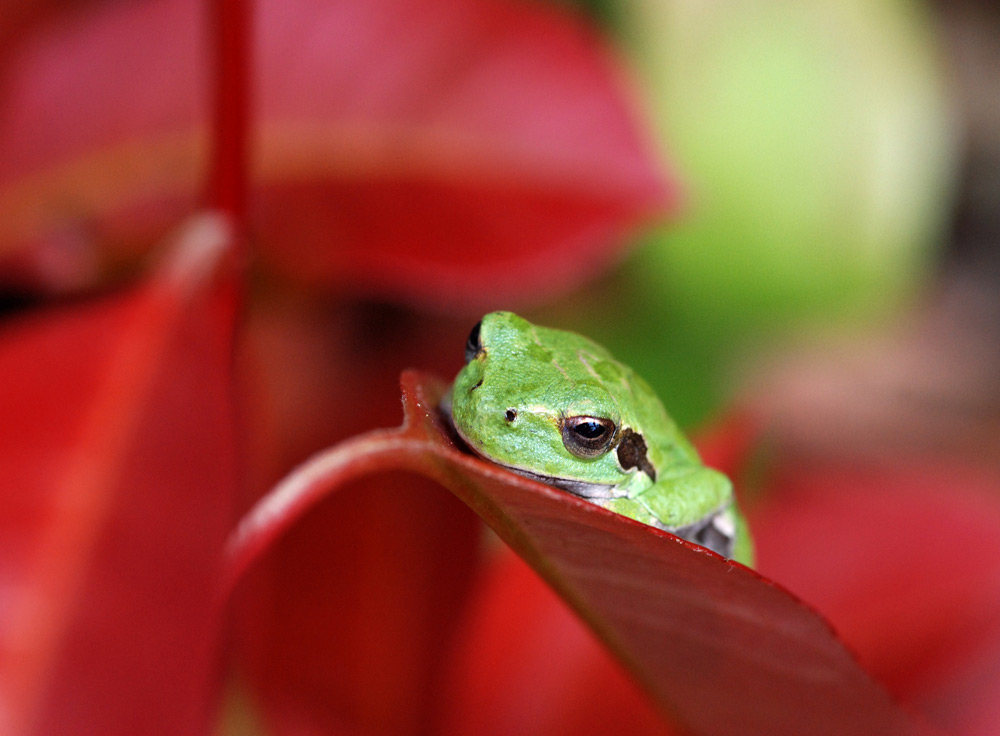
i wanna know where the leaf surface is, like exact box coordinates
[227,371,934,736]
[0,0,672,306]
[438,546,676,736]
[0,215,238,735]
[752,461,1000,736]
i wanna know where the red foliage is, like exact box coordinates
[0,1,677,733]
[438,547,675,736]
[226,372,930,736]
[2,2,999,736]
[0,216,238,734]
[0,0,671,306]
[752,460,1000,736]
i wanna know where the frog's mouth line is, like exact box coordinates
[464,428,736,557]
[446,408,737,558]
[446,414,625,499]
[497,458,736,560]
[501,465,625,500]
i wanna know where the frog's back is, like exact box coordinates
[611,358,701,471]
[516,315,701,471]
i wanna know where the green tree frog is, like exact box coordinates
[448,311,753,565]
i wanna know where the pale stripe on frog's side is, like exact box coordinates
[447,311,753,565]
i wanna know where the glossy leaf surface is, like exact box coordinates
[438,545,675,736]
[227,371,932,736]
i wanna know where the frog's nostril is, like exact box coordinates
[470,379,483,392]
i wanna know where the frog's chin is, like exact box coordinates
[663,505,736,560]
[503,465,625,500]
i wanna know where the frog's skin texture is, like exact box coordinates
[449,311,753,565]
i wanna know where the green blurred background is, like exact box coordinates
[534,0,997,452]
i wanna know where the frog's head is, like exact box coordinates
[449,311,648,495]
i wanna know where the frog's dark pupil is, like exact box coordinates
[561,416,617,458]
[573,421,605,439]
[464,320,483,363]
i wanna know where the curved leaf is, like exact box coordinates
[438,546,675,736]
[226,371,934,736]
[0,214,238,735]
[232,303,488,734]
[752,461,1000,736]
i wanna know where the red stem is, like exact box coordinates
[207,0,250,239]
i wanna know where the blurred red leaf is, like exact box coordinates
[438,546,675,736]
[751,461,1000,736]
[0,0,672,305]
[235,477,482,735]
[687,407,762,479]
[234,304,484,735]
[226,371,933,736]
[0,0,87,64]
[0,215,238,735]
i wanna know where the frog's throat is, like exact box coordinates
[661,505,736,559]
[503,465,625,499]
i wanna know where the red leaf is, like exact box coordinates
[232,304,485,735]
[235,478,482,735]
[0,0,672,305]
[751,461,1000,736]
[689,407,761,479]
[226,371,933,736]
[439,547,675,736]
[0,215,238,735]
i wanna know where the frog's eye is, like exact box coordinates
[561,416,617,458]
[464,320,483,363]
